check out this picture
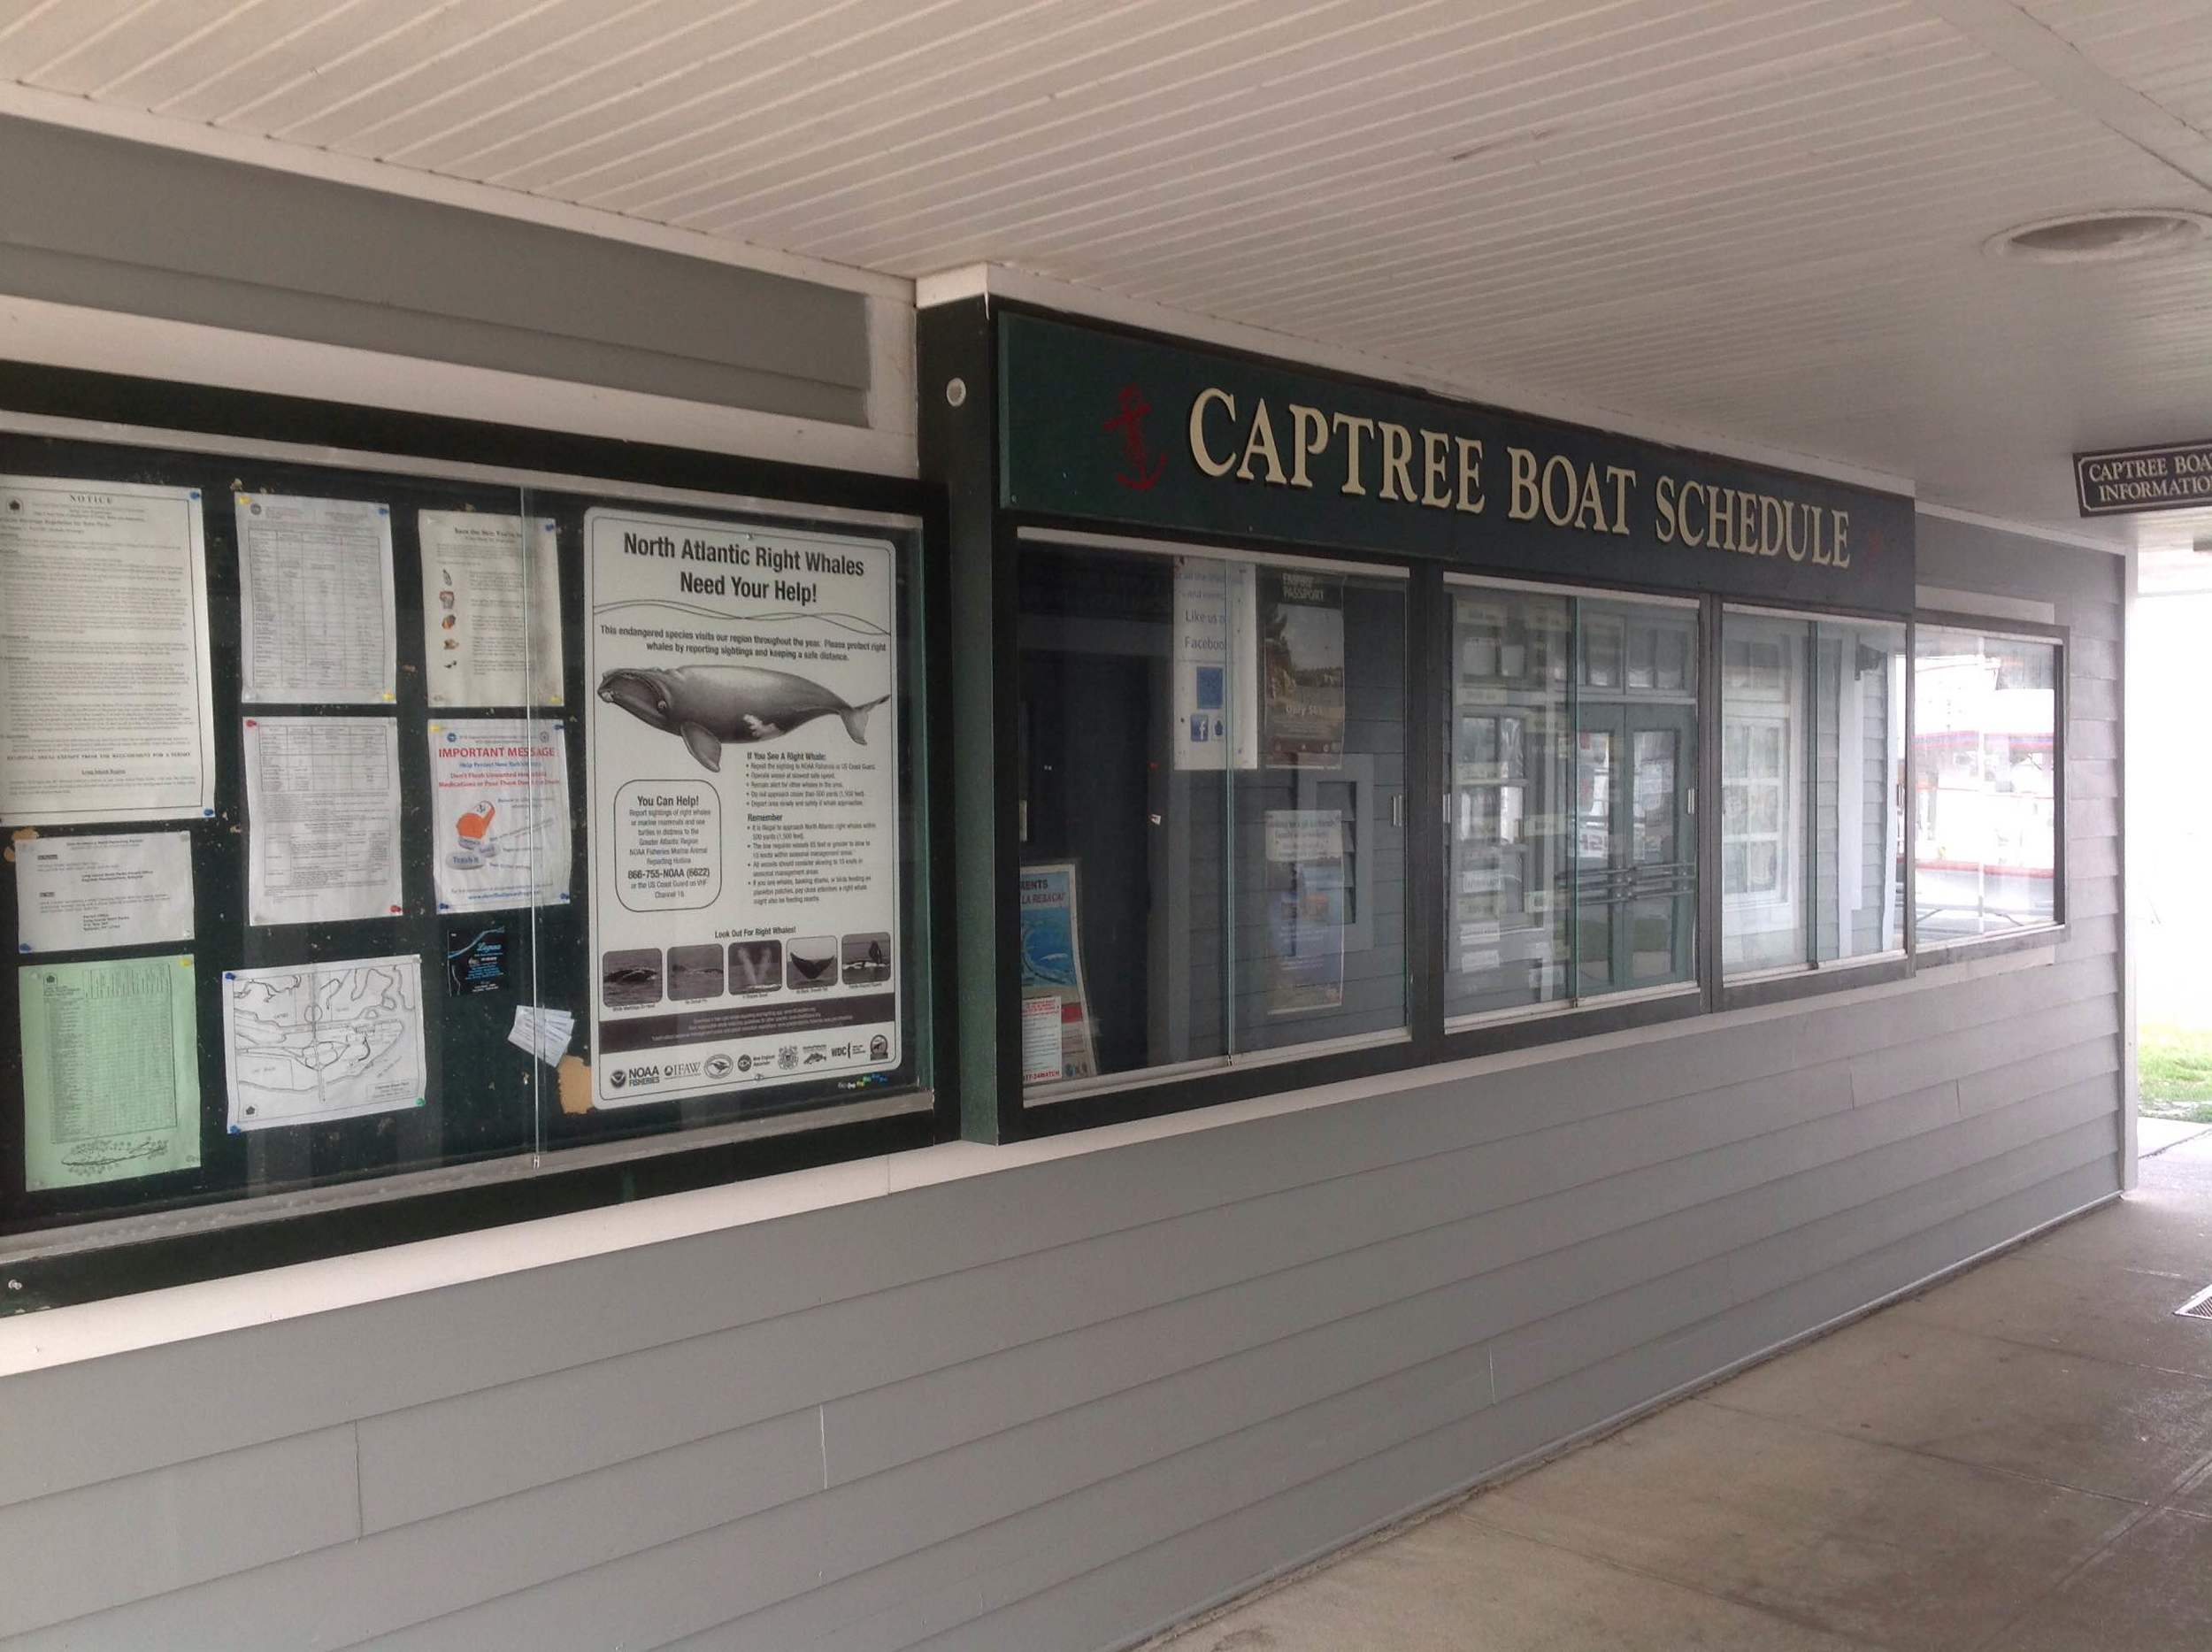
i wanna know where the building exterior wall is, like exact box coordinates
[0,512,2123,1648]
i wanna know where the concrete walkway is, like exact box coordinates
[1164,1132,2212,1651]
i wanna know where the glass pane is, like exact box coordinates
[1721,610,1807,976]
[1815,619,1908,960]
[1444,587,1571,1018]
[1016,546,1230,1084]
[1235,568,1409,1054]
[1914,626,2059,943]
[1576,597,1698,997]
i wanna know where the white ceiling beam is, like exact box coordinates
[1918,0,2212,192]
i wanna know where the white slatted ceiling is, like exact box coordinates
[3,0,2209,534]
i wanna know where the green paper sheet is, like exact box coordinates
[19,955,201,1192]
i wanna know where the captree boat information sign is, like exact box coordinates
[2075,439,2212,516]
[584,507,900,1109]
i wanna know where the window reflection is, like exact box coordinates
[1914,627,2059,942]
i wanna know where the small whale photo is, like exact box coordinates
[841,932,891,987]
[596,665,890,772]
[787,937,836,990]
[601,949,663,1009]
[666,944,725,1003]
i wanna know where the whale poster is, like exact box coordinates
[584,506,901,1109]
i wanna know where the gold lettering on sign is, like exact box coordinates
[1236,401,1286,485]
[1655,475,1681,543]
[1605,466,1635,536]
[1509,447,1540,521]
[1379,422,1417,503]
[1288,403,1328,489]
[1455,437,1486,514]
[1191,388,1237,478]
[1333,412,1376,496]
[1422,430,1453,509]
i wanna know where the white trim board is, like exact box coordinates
[1916,502,2126,557]
[0,82,910,304]
[917,263,1918,499]
[0,292,918,479]
[1916,586,2060,627]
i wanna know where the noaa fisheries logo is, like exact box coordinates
[608,1069,626,1090]
[614,1064,664,1090]
[704,1055,734,1080]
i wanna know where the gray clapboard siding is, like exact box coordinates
[0,519,2125,1652]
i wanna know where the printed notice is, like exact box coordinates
[222,955,426,1131]
[236,493,397,703]
[1260,569,1346,768]
[14,830,195,954]
[429,719,572,912]
[0,476,215,826]
[243,717,403,926]
[1263,809,1348,1015]
[1171,557,1258,771]
[1018,861,1098,1083]
[19,955,201,1191]
[585,506,900,1108]
[420,510,564,707]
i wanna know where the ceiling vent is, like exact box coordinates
[1985,209,2212,265]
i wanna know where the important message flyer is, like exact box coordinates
[584,507,901,1108]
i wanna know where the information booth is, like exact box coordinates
[922,304,2062,1143]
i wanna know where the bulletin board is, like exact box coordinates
[0,380,937,1274]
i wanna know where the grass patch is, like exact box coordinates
[2139,1022,2212,1122]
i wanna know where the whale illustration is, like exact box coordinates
[596,665,888,771]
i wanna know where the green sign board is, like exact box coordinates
[999,311,1916,613]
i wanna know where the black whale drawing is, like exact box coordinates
[596,665,888,771]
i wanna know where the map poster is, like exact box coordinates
[1263,810,1348,1016]
[1170,557,1257,771]
[1017,860,1097,1084]
[221,955,426,1132]
[584,507,902,1110]
[428,719,572,913]
[1259,568,1346,768]
[19,955,201,1191]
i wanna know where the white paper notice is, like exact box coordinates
[0,475,215,826]
[420,510,564,707]
[222,954,426,1131]
[585,507,901,1109]
[1171,556,1258,771]
[13,831,195,955]
[429,719,572,913]
[242,717,403,926]
[507,1005,575,1066]
[236,493,397,703]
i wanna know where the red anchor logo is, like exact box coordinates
[1105,384,1166,491]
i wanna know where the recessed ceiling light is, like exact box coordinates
[1985,208,2212,264]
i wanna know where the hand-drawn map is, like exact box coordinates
[221,955,426,1131]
